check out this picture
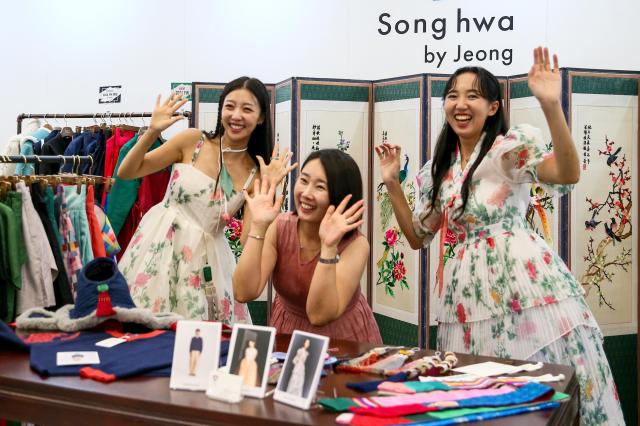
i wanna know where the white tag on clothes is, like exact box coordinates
[95,337,128,348]
[206,370,244,403]
[56,351,100,366]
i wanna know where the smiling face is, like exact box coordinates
[294,158,330,223]
[220,88,263,145]
[444,72,499,146]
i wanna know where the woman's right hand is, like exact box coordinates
[375,143,402,186]
[245,178,283,228]
[149,93,189,133]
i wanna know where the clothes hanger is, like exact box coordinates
[60,114,74,138]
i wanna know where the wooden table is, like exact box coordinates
[0,334,578,425]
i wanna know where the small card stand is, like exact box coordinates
[206,370,244,404]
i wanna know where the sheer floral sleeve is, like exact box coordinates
[412,160,442,247]
[491,124,573,195]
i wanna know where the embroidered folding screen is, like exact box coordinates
[565,71,639,337]
[372,76,426,347]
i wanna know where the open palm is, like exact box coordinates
[245,178,283,227]
[375,143,402,186]
[528,47,561,106]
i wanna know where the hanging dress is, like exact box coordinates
[120,134,253,324]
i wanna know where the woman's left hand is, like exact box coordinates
[256,143,298,187]
[528,46,561,106]
[319,195,365,248]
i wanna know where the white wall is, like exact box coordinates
[1,0,638,144]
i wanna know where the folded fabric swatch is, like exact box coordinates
[347,372,410,393]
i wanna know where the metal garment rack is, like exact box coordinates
[16,111,191,133]
[0,155,93,165]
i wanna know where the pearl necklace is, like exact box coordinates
[221,135,248,153]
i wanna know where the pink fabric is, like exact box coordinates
[85,185,106,258]
[269,213,382,344]
[102,128,135,205]
[370,385,515,406]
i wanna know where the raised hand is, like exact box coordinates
[528,46,561,106]
[245,178,284,227]
[149,93,189,133]
[319,195,364,248]
[256,143,298,187]
[375,143,402,186]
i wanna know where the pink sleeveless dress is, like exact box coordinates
[270,212,382,344]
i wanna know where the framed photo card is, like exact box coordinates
[226,324,276,398]
[274,330,329,410]
[170,320,222,391]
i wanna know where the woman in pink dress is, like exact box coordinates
[233,149,382,344]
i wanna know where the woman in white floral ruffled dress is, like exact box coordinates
[117,77,293,324]
[377,47,624,425]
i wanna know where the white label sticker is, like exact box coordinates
[56,351,101,366]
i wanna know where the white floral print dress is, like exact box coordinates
[119,135,253,324]
[414,125,624,425]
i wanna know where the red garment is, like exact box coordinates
[102,128,135,205]
[85,185,106,258]
[269,213,382,344]
[115,168,170,261]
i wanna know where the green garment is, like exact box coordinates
[106,135,163,235]
[0,193,27,322]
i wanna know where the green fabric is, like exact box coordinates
[4,192,27,267]
[0,196,25,322]
[318,397,358,412]
[219,164,234,199]
[106,135,162,234]
[45,186,63,247]
[403,381,450,392]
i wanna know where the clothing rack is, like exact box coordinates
[0,155,93,164]
[16,111,191,133]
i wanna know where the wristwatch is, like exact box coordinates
[318,254,340,264]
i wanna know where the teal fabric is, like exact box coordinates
[106,135,163,235]
[63,185,93,265]
[15,140,35,175]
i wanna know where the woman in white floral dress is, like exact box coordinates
[117,77,294,324]
[377,47,624,425]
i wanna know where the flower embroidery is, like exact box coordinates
[225,217,242,241]
[392,260,406,281]
[543,251,552,265]
[385,228,398,247]
[543,295,556,304]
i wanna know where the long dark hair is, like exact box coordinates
[203,77,274,194]
[429,67,507,220]
[298,149,363,239]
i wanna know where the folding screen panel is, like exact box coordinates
[372,76,426,347]
[294,78,372,296]
[566,71,639,337]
